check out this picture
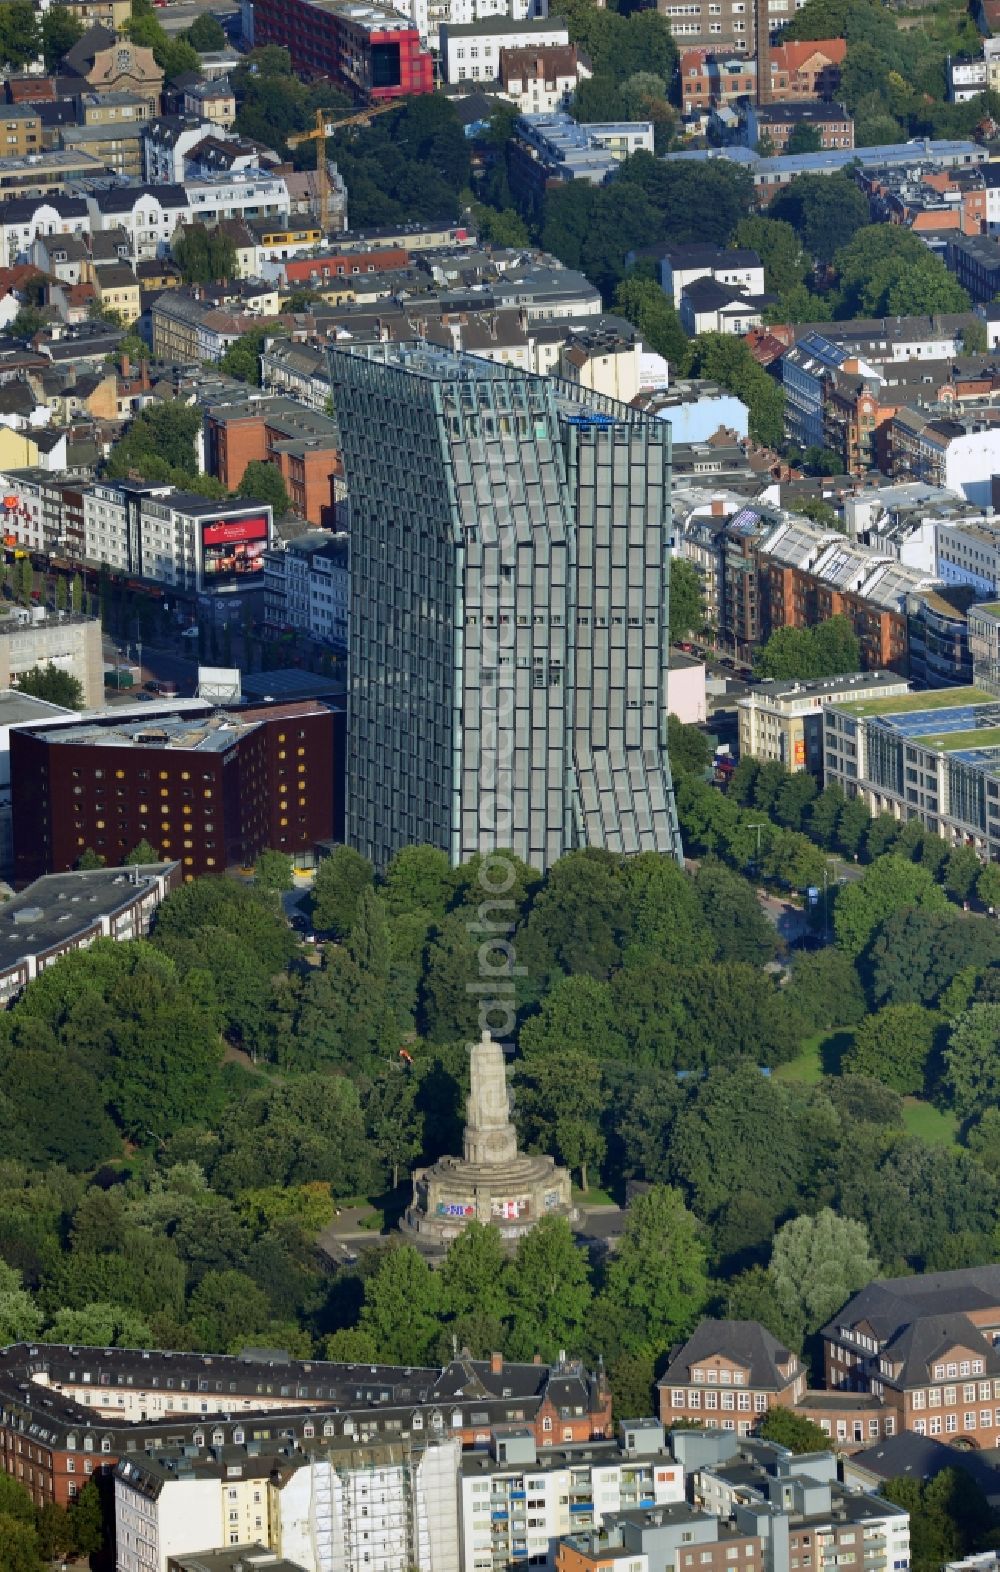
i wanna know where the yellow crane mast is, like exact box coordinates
[288,100,406,233]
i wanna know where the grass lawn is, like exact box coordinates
[572,1184,617,1206]
[913,727,1000,752]
[835,686,992,719]
[774,1029,855,1083]
[901,1097,960,1148]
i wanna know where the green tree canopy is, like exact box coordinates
[768,1208,879,1345]
[238,460,291,514]
[690,334,785,448]
[759,1407,830,1453]
[173,223,239,284]
[613,277,691,375]
[942,1004,1000,1121]
[598,1185,708,1357]
[833,856,950,959]
[13,664,83,709]
[220,326,273,386]
[186,10,226,48]
[769,173,870,265]
[845,1002,937,1096]
[312,847,374,937]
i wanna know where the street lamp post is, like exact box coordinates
[823,855,839,945]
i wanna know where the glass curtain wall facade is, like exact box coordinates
[329,341,682,871]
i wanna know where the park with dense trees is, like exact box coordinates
[3,710,1000,1435]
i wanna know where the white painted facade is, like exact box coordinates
[115,1469,220,1572]
[440,18,568,83]
[460,1434,684,1572]
[272,1439,462,1572]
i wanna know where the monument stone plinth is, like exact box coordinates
[402,1029,575,1247]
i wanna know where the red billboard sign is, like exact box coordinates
[203,515,269,547]
[201,513,269,586]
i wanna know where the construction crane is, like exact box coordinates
[288,100,406,233]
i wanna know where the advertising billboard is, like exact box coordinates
[201,513,269,588]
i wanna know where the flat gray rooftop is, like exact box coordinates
[0,865,177,974]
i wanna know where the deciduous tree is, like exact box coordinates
[599,1185,708,1356]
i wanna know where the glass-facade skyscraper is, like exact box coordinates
[329,341,682,871]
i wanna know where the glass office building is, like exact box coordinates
[329,341,682,871]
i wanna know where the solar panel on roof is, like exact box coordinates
[729,507,760,533]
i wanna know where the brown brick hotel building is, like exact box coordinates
[11,701,340,883]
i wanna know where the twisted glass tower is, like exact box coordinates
[329,341,682,871]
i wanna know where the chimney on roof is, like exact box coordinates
[121,352,130,379]
[533,1353,542,1365]
[490,1351,503,1376]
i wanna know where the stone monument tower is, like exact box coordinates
[402,1030,575,1248]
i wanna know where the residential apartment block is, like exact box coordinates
[755,514,938,673]
[660,246,765,310]
[744,101,854,155]
[737,671,911,774]
[204,397,345,527]
[0,472,274,595]
[678,40,846,114]
[888,407,1000,506]
[461,1422,684,1572]
[118,1435,462,1572]
[328,340,682,871]
[0,862,180,1005]
[440,17,570,82]
[686,1434,910,1572]
[264,529,349,647]
[656,0,754,54]
[0,1341,610,1514]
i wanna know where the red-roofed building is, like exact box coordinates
[5,76,57,103]
[680,38,845,113]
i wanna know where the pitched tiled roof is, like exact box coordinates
[658,1320,797,1390]
[771,38,847,72]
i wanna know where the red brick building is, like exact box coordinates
[204,398,344,527]
[11,700,339,883]
[658,1321,806,1437]
[823,1267,1000,1451]
[0,1343,610,1510]
[250,0,434,100]
[680,38,845,114]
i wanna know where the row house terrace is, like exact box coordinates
[0,1342,611,1510]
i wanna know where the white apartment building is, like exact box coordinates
[460,1423,684,1572]
[0,196,90,267]
[737,670,911,774]
[402,0,536,52]
[936,516,1000,595]
[116,1438,463,1572]
[143,119,227,183]
[116,1456,274,1572]
[439,17,568,83]
[273,1439,461,1572]
[660,245,765,309]
[83,175,290,260]
[264,530,349,647]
